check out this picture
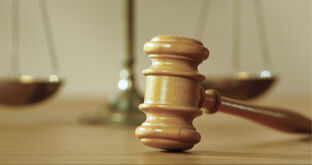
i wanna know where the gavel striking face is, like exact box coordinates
[135,35,311,151]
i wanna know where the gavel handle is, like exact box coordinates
[202,89,312,134]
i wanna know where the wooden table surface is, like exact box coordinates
[0,95,311,164]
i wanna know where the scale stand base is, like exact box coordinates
[79,88,145,126]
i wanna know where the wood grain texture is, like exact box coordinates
[203,89,312,134]
[137,36,209,151]
[136,35,311,151]
[0,96,310,164]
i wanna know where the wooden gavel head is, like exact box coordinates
[135,35,209,151]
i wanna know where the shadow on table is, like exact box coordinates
[245,135,311,149]
[139,136,311,160]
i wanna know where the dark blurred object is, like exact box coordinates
[0,0,63,107]
[201,75,276,100]
[0,76,62,106]
[197,0,276,100]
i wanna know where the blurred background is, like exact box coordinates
[0,0,310,100]
[0,1,311,164]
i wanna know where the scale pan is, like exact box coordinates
[0,75,63,106]
[201,74,277,100]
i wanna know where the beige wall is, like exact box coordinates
[0,0,311,99]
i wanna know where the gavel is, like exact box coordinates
[135,35,311,151]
